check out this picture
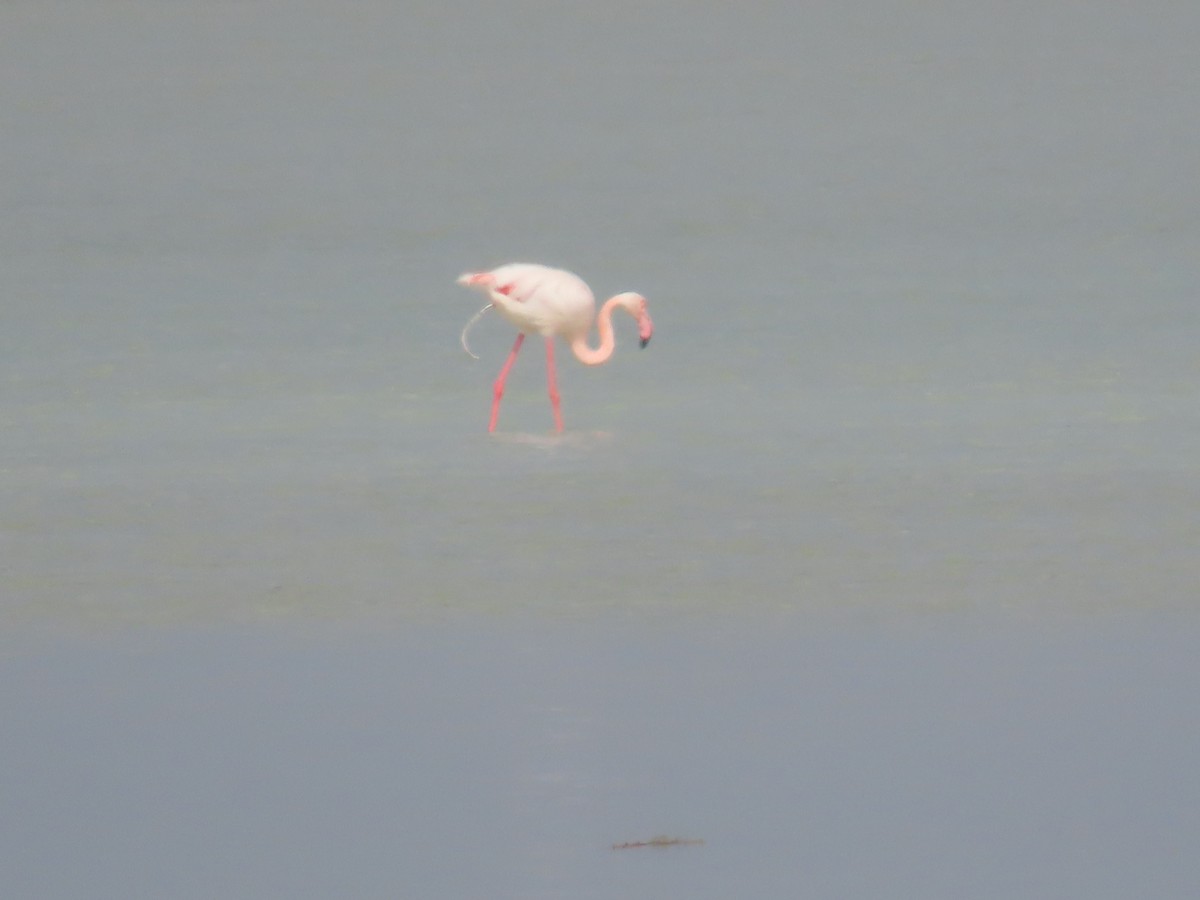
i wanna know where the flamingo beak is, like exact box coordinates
[638,311,654,348]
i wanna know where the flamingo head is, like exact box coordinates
[614,292,653,348]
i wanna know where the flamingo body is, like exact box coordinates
[471,263,595,340]
[456,263,654,432]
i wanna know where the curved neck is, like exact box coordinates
[568,295,625,366]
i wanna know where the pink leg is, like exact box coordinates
[489,333,525,432]
[544,338,564,432]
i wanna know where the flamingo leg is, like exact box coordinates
[545,338,564,432]
[489,333,525,432]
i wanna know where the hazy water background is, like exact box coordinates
[2,2,1198,897]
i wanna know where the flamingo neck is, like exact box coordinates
[568,295,626,366]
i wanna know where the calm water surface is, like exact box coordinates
[2,2,1198,896]
[4,616,1199,898]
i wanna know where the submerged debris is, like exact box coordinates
[612,835,705,850]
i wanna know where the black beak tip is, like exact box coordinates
[640,336,651,349]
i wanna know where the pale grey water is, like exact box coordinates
[4,618,1198,898]
[2,1,1199,897]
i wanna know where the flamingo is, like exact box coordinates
[456,263,654,432]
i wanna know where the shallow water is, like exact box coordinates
[4,615,1199,898]
[3,1,1199,896]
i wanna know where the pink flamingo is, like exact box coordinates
[457,263,654,432]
